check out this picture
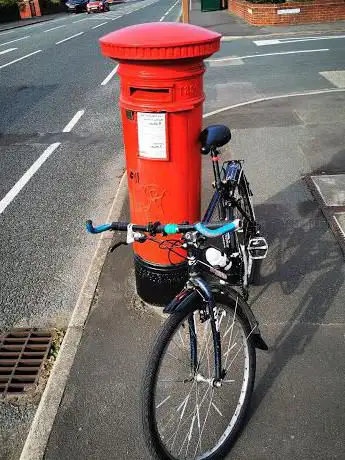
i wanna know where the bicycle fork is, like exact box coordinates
[190,277,224,387]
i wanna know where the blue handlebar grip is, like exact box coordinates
[164,224,179,235]
[86,220,112,234]
[195,219,240,238]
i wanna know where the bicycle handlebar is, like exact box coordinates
[86,219,240,238]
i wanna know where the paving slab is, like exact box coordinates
[311,174,345,207]
[0,13,67,33]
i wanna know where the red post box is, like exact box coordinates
[99,23,221,304]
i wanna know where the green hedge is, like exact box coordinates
[0,3,20,22]
[39,0,66,14]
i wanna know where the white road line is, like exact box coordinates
[72,18,89,23]
[254,34,345,46]
[101,14,122,20]
[0,47,17,56]
[44,25,66,33]
[0,30,16,36]
[207,48,329,63]
[92,21,109,29]
[0,35,30,47]
[101,64,119,86]
[0,49,42,70]
[0,143,61,216]
[160,0,180,21]
[203,87,345,118]
[56,32,84,45]
[319,70,345,88]
[0,29,18,36]
[62,110,85,132]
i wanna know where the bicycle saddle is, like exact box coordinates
[199,125,231,155]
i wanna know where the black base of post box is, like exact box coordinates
[134,255,188,306]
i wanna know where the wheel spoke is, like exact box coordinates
[226,326,256,373]
[148,299,254,460]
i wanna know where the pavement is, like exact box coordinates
[190,0,345,36]
[1,1,345,459]
[0,13,68,33]
[45,93,345,460]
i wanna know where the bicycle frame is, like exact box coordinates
[162,156,266,384]
[163,227,267,385]
[203,153,252,225]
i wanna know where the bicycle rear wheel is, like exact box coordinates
[141,292,256,460]
[227,170,261,286]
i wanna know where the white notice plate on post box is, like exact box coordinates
[137,112,167,160]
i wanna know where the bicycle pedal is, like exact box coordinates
[248,237,268,259]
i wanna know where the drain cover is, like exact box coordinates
[0,328,52,397]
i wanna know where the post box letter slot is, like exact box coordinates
[129,87,172,102]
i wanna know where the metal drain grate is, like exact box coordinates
[0,328,52,397]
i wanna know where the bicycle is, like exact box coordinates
[86,124,269,459]
[199,124,268,299]
[86,218,268,460]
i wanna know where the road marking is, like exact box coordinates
[101,14,122,20]
[0,49,42,70]
[62,110,85,132]
[319,70,345,88]
[0,30,17,36]
[0,35,30,47]
[254,34,345,46]
[92,21,109,28]
[207,48,329,63]
[56,32,84,45]
[209,58,244,66]
[72,18,89,23]
[44,25,66,33]
[203,87,345,118]
[0,143,61,216]
[0,47,17,56]
[101,64,119,86]
[159,0,180,21]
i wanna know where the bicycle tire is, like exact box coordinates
[232,175,262,287]
[141,291,256,460]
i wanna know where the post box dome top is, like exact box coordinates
[99,22,221,61]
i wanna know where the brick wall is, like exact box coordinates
[229,0,345,25]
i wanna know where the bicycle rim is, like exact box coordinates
[142,298,256,460]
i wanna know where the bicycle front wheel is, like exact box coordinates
[141,292,256,460]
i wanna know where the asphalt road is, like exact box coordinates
[204,33,345,112]
[1,10,345,459]
[1,12,344,331]
[0,0,182,331]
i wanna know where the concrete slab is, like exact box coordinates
[311,174,345,206]
[320,70,345,88]
[334,212,345,238]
